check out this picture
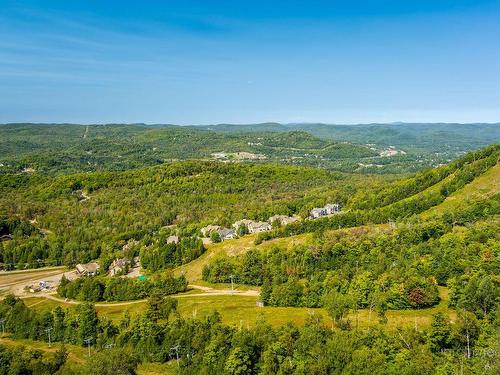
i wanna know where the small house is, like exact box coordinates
[232,219,254,231]
[76,262,100,276]
[166,235,179,245]
[310,207,327,218]
[310,203,341,219]
[108,258,130,277]
[268,215,298,226]
[217,228,236,241]
[325,203,341,215]
[248,221,271,234]
[201,225,222,237]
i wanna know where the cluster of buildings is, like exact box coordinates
[201,215,299,242]
[76,256,141,278]
[72,202,343,279]
[200,203,341,242]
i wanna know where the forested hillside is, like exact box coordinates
[0,124,375,175]
[2,123,499,175]
[0,161,371,268]
[202,122,500,172]
[0,142,498,374]
[1,144,497,272]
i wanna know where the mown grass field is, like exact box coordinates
[22,286,454,331]
[2,287,454,375]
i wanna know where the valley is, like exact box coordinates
[0,126,498,374]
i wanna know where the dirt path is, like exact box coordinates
[0,266,65,275]
[39,293,147,306]
[22,284,260,307]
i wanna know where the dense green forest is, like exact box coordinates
[0,161,366,269]
[0,144,497,272]
[203,216,498,312]
[57,273,188,302]
[0,289,498,374]
[0,124,498,374]
[253,145,499,243]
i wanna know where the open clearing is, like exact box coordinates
[22,286,454,330]
[0,266,76,296]
[173,232,312,282]
[174,224,391,284]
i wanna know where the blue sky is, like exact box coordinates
[1,0,500,124]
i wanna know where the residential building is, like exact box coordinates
[310,207,327,218]
[325,203,341,214]
[310,203,341,218]
[75,262,100,276]
[108,258,130,276]
[268,215,298,226]
[232,219,254,230]
[248,221,271,233]
[201,225,222,237]
[217,228,236,241]
[166,235,179,245]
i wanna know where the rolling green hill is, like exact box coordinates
[0,160,378,269]
[0,124,375,175]
[1,143,498,375]
[2,122,499,175]
[175,151,499,285]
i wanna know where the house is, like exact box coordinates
[201,225,222,237]
[217,228,236,241]
[122,239,139,252]
[281,216,298,226]
[108,258,130,277]
[268,215,298,226]
[248,221,271,234]
[232,219,254,231]
[325,203,341,215]
[166,235,179,245]
[310,207,327,218]
[310,203,341,218]
[76,262,100,276]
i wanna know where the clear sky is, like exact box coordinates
[1,0,500,124]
